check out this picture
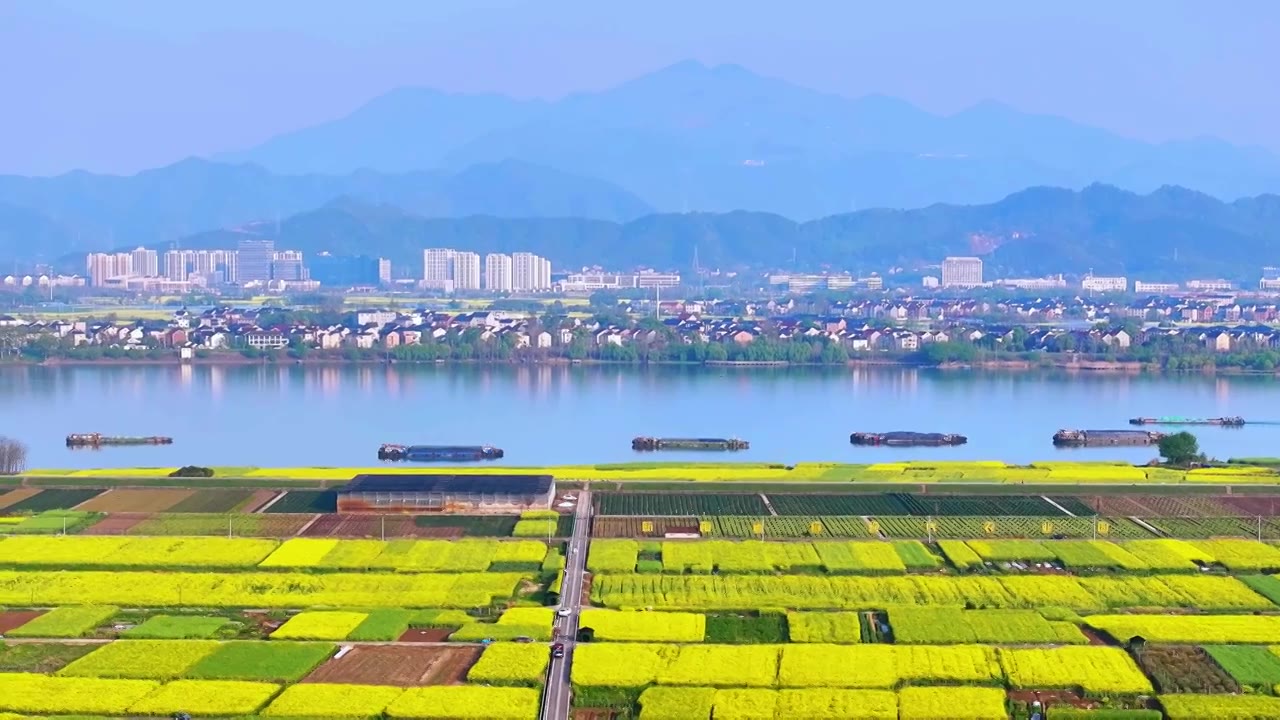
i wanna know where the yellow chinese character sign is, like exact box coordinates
[1041,521,1054,535]
[867,520,881,535]
[699,520,712,534]
[982,520,996,535]
[1097,521,1111,536]
[641,521,653,533]
[809,521,823,535]
[752,522,764,535]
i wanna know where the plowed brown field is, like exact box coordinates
[303,646,480,686]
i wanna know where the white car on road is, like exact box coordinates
[556,608,572,617]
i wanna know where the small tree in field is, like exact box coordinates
[1158,431,1201,467]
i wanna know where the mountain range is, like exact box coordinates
[6,59,1280,276]
[0,159,651,262]
[217,60,1280,218]
[164,184,1280,281]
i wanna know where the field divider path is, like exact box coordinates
[255,491,288,513]
[1128,515,1165,536]
[1041,496,1077,517]
[71,488,112,510]
[295,513,323,536]
[760,493,778,516]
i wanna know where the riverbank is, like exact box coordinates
[12,353,1280,376]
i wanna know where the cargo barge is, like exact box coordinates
[632,437,749,451]
[1129,416,1245,427]
[850,432,968,447]
[377,444,504,462]
[66,433,173,448]
[1053,429,1165,447]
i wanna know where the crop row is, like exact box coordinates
[571,607,1091,645]
[0,672,539,718]
[0,536,549,573]
[0,570,527,608]
[591,573,1274,611]
[592,514,1171,539]
[572,643,1151,696]
[589,537,1280,575]
[588,539,941,574]
[636,686,1005,720]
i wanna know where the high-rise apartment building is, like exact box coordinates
[163,250,238,283]
[378,258,392,285]
[129,247,159,277]
[237,239,275,283]
[85,252,135,287]
[512,252,552,291]
[163,250,191,281]
[941,257,984,288]
[423,248,455,282]
[271,250,307,281]
[485,253,514,292]
[451,252,481,290]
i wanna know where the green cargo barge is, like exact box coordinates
[66,433,173,447]
[632,436,750,451]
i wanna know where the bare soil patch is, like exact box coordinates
[303,645,481,686]
[77,489,195,513]
[0,610,44,633]
[81,513,150,535]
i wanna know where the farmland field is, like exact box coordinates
[0,570,529,607]
[263,490,337,514]
[0,488,41,511]
[126,513,316,537]
[598,492,769,516]
[0,488,104,513]
[167,489,261,513]
[75,489,196,513]
[766,493,913,516]
[302,514,464,538]
[303,645,481,686]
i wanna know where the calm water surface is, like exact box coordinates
[2,364,1279,469]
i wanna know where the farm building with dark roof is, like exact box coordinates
[336,473,555,514]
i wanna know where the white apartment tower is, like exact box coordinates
[484,253,514,292]
[451,251,482,290]
[513,252,552,291]
[941,257,984,288]
[423,248,455,282]
[85,252,134,287]
[129,247,159,277]
[163,249,238,283]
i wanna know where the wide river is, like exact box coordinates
[3,364,1279,470]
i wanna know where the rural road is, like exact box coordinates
[541,487,592,720]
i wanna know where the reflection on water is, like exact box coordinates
[2,364,1279,469]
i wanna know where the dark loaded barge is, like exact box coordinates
[850,432,968,447]
[377,444,504,462]
[1053,429,1165,447]
[66,433,173,448]
[632,437,750,451]
[1129,416,1245,427]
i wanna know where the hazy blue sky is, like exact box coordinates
[4,0,1279,176]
